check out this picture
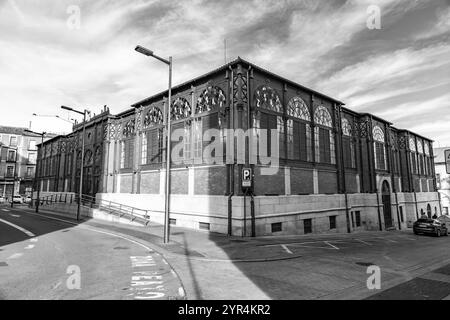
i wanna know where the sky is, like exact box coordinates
[0,0,449,146]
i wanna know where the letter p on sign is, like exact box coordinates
[242,168,252,188]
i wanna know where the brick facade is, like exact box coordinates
[36,58,441,236]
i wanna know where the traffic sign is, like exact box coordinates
[242,168,253,188]
[446,149,450,174]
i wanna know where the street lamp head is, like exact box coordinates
[61,105,73,112]
[135,45,154,57]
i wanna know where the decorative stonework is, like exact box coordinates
[233,72,248,107]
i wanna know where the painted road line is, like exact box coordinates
[324,241,339,250]
[7,253,23,260]
[2,209,10,212]
[0,218,35,237]
[21,210,186,299]
[281,244,293,254]
[24,245,35,250]
[30,238,38,243]
[9,214,21,218]
[130,256,166,300]
[355,239,372,246]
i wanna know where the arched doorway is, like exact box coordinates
[382,181,393,229]
[427,204,432,218]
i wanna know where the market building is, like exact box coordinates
[35,58,441,236]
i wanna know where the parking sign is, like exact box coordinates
[446,149,450,174]
[242,168,253,188]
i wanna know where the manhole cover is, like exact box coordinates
[0,262,8,267]
[356,262,375,267]
[114,247,129,250]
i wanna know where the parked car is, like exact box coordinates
[0,196,5,204]
[24,196,32,204]
[11,195,23,204]
[413,218,448,237]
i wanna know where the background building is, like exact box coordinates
[0,126,56,200]
[36,58,441,236]
[434,147,450,216]
[35,107,112,197]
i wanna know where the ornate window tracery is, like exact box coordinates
[255,85,282,113]
[314,106,333,128]
[196,86,226,114]
[409,137,416,152]
[171,97,191,120]
[342,118,352,137]
[143,106,164,129]
[122,120,135,138]
[373,126,385,143]
[287,97,310,121]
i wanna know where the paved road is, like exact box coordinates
[2,204,450,300]
[0,206,185,300]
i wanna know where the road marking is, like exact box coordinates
[178,287,185,298]
[0,218,35,237]
[21,210,187,299]
[281,244,293,254]
[9,214,20,218]
[24,245,35,250]
[2,209,10,212]
[324,241,339,250]
[355,239,372,246]
[7,253,23,260]
[30,238,38,243]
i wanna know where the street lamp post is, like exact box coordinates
[135,45,172,244]
[61,106,89,221]
[24,129,46,213]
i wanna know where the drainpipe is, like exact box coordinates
[227,66,234,236]
[376,190,383,231]
[337,105,351,233]
[247,65,256,238]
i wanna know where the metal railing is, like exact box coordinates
[32,192,155,225]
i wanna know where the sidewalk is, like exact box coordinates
[25,204,414,262]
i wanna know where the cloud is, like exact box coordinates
[0,0,449,148]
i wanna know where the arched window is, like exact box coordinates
[314,106,335,164]
[84,150,93,167]
[196,86,226,114]
[417,140,425,175]
[254,86,284,160]
[342,118,356,168]
[255,85,282,113]
[424,142,431,176]
[141,106,164,166]
[409,137,418,175]
[373,126,387,170]
[143,106,164,129]
[286,96,312,161]
[171,97,191,120]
